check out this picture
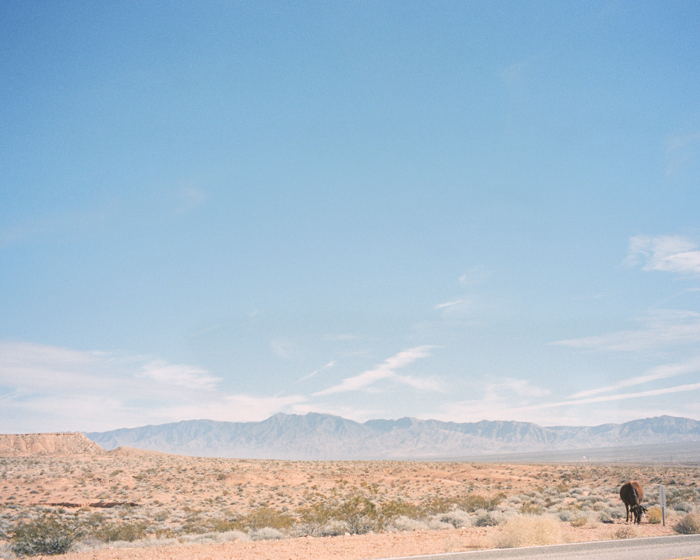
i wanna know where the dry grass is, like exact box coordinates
[647,506,662,524]
[614,525,640,539]
[674,512,700,534]
[492,515,564,548]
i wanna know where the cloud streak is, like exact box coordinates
[528,381,700,410]
[313,346,440,396]
[552,310,700,352]
[568,357,700,399]
[434,299,469,311]
[295,360,336,383]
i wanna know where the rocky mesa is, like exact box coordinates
[0,432,105,456]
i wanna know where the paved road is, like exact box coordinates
[381,535,700,560]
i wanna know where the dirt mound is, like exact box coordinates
[0,432,105,456]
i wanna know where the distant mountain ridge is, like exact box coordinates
[84,413,700,460]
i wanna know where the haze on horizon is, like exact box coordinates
[1,1,700,434]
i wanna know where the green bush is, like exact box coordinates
[241,507,295,531]
[460,493,504,512]
[11,514,81,557]
[380,499,423,521]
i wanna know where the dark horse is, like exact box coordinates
[620,481,647,524]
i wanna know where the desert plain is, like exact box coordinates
[1,434,699,559]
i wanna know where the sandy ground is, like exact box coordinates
[1,446,697,559]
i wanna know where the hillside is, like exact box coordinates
[0,432,105,456]
[85,413,700,460]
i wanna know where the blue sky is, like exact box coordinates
[2,1,700,433]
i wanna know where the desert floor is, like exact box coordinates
[1,448,698,559]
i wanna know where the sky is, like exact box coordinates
[1,1,700,433]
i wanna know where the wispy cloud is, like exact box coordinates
[313,346,440,396]
[0,340,305,432]
[295,360,336,383]
[568,357,700,399]
[434,298,469,311]
[625,234,700,275]
[552,310,700,352]
[140,360,221,391]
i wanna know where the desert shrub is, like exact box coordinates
[299,495,377,535]
[674,502,694,513]
[458,493,504,512]
[426,518,453,530]
[11,514,81,556]
[0,542,15,560]
[520,501,544,515]
[297,502,337,536]
[250,527,284,541]
[570,516,588,527]
[298,501,334,526]
[315,520,348,537]
[459,494,490,512]
[433,509,472,529]
[380,499,423,522]
[557,510,574,522]
[492,515,563,549]
[294,518,348,537]
[94,522,148,542]
[421,497,457,515]
[335,496,378,534]
[209,517,239,533]
[647,507,662,524]
[153,509,170,522]
[674,513,700,535]
[609,506,626,519]
[475,513,499,527]
[239,507,294,531]
[184,530,249,544]
[614,526,639,539]
[390,516,429,532]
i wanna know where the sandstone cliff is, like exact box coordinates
[0,432,105,455]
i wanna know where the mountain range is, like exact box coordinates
[84,413,700,460]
